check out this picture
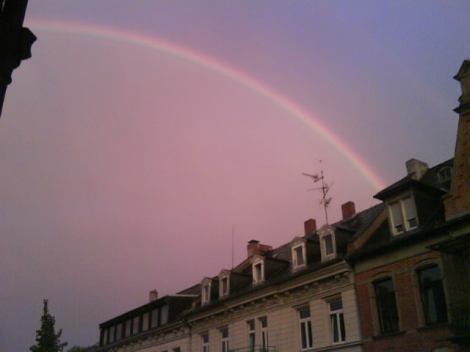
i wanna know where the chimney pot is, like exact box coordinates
[406,158,428,180]
[149,289,158,302]
[341,201,356,220]
[304,218,317,235]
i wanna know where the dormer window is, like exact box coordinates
[219,275,229,297]
[388,195,418,235]
[252,257,265,285]
[319,226,337,262]
[324,234,334,255]
[291,242,306,270]
[201,279,212,305]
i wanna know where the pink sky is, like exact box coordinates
[1,1,469,351]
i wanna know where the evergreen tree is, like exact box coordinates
[30,299,67,352]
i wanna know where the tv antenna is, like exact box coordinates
[302,160,332,224]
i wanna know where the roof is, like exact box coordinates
[374,159,452,200]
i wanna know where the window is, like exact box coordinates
[298,306,313,350]
[102,328,108,345]
[417,265,447,325]
[173,348,181,352]
[142,312,150,331]
[324,235,334,255]
[247,319,256,352]
[133,316,140,334]
[150,308,159,328]
[161,305,169,325]
[202,281,211,305]
[389,196,418,234]
[292,244,306,269]
[438,166,452,183]
[259,316,268,350]
[252,259,264,285]
[220,327,229,352]
[201,333,209,352]
[115,323,122,341]
[109,325,115,343]
[329,298,345,343]
[220,276,229,297]
[124,319,132,337]
[374,278,399,334]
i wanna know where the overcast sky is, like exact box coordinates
[1,1,469,350]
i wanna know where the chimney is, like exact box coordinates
[341,201,356,220]
[406,158,428,180]
[247,240,272,257]
[304,218,317,235]
[149,289,158,302]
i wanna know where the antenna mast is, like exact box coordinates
[302,160,332,224]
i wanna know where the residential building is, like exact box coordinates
[93,60,470,352]
[348,60,470,352]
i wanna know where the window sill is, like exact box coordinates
[372,330,406,340]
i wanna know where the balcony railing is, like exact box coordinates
[229,346,277,352]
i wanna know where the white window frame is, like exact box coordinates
[292,242,306,270]
[201,279,212,305]
[328,297,346,344]
[259,316,268,350]
[201,332,209,352]
[220,327,229,352]
[252,258,265,285]
[388,194,418,235]
[319,227,336,262]
[298,306,313,350]
[219,274,230,298]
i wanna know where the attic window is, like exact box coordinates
[388,195,418,235]
[292,243,306,270]
[252,259,265,285]
[319,227,337,262]
[220,276,229,297]
[438,166,452,183]
[201,281,211,305]
[324,235,334,255]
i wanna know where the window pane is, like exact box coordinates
[403,197,417,228]
[295,246,305,265]
[133,316,140,334]
[307,321,313,348]
[390,202,404,232]
[329,298,343,311]
[324,235,334,254]
[374,278,399,334]
[150,309,159,328]
[299,306,311,319]
[161,305,169,325]
[300,322,307,349]
[116,323,122,340]
[418,266,447,324]
[339,313,346,341]
[331,314,338,342]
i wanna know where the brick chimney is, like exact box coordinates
[341,201,356,220]
[149,289,158,302]
[406,158,428,180]
[304,218,317,235]
[444,59,470,219]
[247,240,272,257]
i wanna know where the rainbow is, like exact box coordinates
[28,19,386,190]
